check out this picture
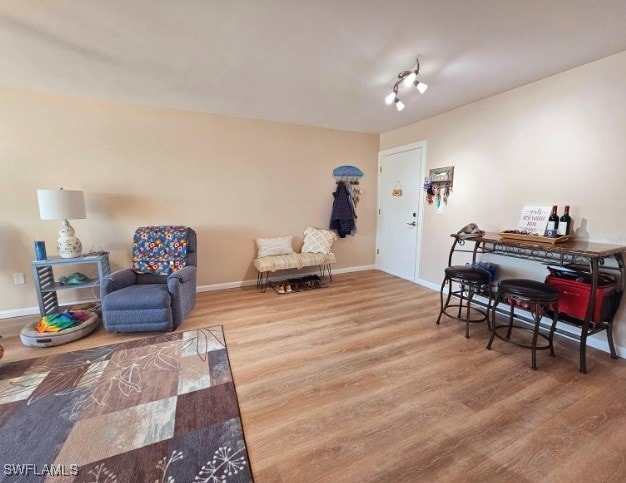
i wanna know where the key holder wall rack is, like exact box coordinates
[423,166,454,206]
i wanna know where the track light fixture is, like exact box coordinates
[384,56,428,111]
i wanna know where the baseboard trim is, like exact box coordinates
[0,306,41,319]
[196,280,257,292]
[333,264,375,274]
[416,279,440,291]
[0,297,99,320]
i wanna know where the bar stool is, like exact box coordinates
[486,279,559,370]
[436,265,492,338]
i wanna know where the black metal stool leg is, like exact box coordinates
[457,282,465,319]
[548,302,558,357]
[436,276,451,325]
[486,293,502,350]
[531,303,542,370]
[485,286,493,331]
[465,289,475,339]
[506,302,515,340]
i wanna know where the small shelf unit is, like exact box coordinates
[31,253,111,316]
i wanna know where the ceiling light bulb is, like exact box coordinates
[403,72,417,87]
[395,99,405,111]
[385,92,396,105]
[416,81,428,94]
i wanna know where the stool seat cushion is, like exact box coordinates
[499,279,559,301]
[445,265,491,282]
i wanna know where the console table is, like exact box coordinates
[31,253,111,317]
[450,233,626,373]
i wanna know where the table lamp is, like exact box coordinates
[37,188,86,258]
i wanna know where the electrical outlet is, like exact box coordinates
[13,273,25,285]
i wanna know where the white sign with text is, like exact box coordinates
[516,205,552,235]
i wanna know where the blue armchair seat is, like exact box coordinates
[101,226,197,332]
[106,284,171,309]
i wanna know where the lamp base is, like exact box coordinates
[57,220,82,258]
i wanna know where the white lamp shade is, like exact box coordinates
[384,92,396,105]
[37,189,86,220]
[403,72,417,87]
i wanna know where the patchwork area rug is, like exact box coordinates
[0,327,253,482]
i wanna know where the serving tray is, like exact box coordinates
[498,232,573,244]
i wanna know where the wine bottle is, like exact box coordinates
[558,205,571,236]
[546,205,559,237]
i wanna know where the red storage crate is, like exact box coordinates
[545,274,615,323]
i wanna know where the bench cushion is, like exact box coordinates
[297,252,336,268]
[254,252,336,273]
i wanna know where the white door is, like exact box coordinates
[377,145,424,282]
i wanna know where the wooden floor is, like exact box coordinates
[3,270,626,482]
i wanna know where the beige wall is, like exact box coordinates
[380,51,626,351]
[0,89,379,313]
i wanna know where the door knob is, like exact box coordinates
[406,221,417,226]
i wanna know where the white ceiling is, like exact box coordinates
[1,1,625,134]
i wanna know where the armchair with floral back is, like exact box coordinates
[101,226,197,332]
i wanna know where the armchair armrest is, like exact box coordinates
[101,268,137,298]
[167,265,197,285]
[167,266,197,328]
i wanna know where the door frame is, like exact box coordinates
[376,140,427,283]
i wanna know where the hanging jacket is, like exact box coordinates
[329,181,357,238]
